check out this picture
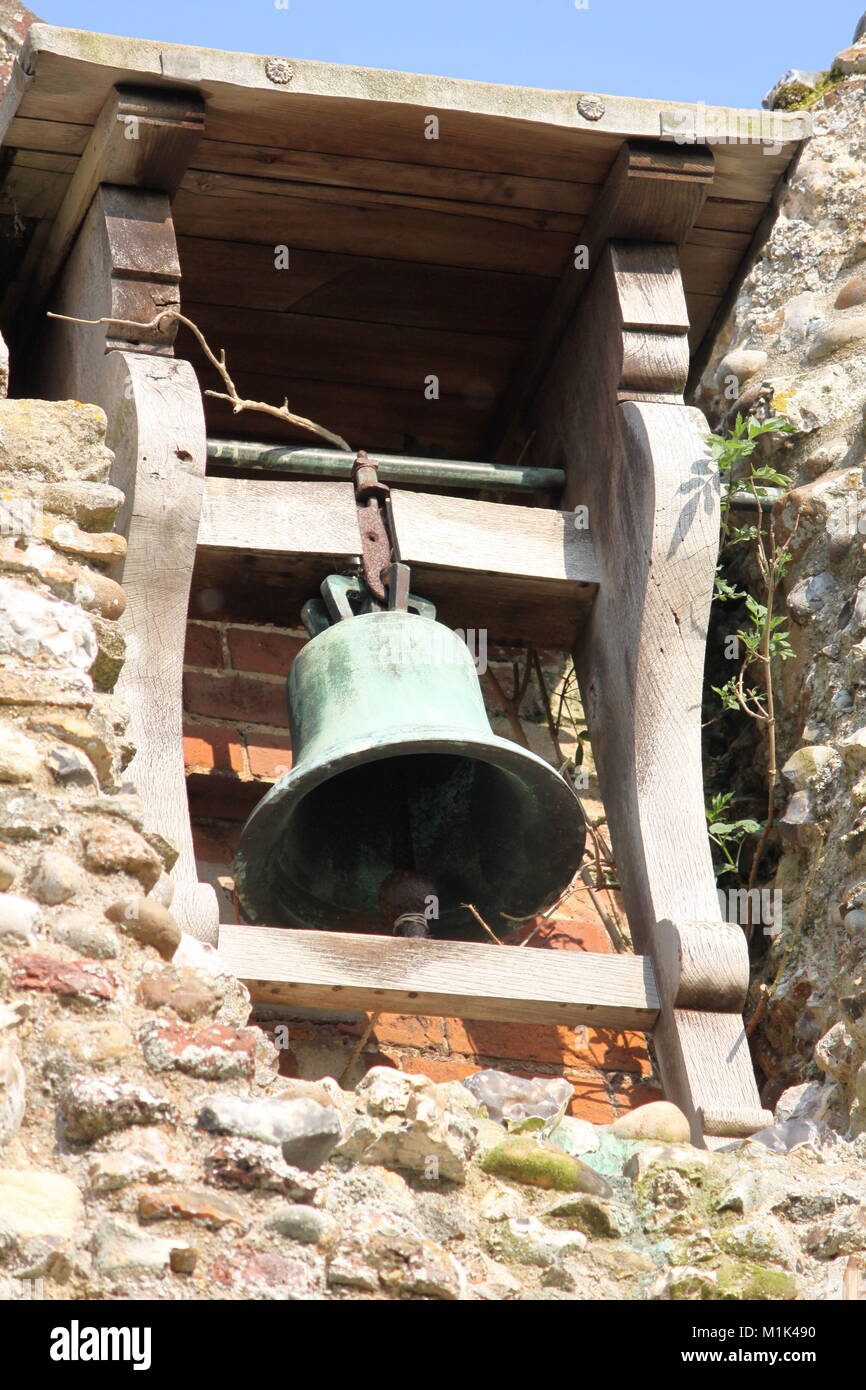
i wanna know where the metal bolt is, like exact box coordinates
[577,94,605,121]
[265,58,294,84]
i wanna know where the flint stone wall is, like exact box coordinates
[697,25,866,1131]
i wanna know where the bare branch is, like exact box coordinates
[46,309,353,453]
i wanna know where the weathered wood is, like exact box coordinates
[526,239,767,1143]
[0,24,808,1090]
[182,300,522,394]
[491,141,713,460]
[200,477,358,561]
[172,184,576,277]
[36,180,218,944]
[196,476,599,645]
[7,116,595,213]
[390,487,598,586]
[29,85,203,311]
[11,26,806,177]
[179,238,553,335]
[201,374,489,460]
[686,155,804,397]
[219,924,660,1030]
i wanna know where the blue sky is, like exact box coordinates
[38,0,859,108]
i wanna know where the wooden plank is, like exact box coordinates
[6,113,90,156]
[687,158,802,396]
[190,139,596,216]
[179,165,584,235]
[0,160,70,219]
[491,140,713,460]
[172,184,576,277]
[219,923,660,1030]
[180,301,522,396]
[685,291,722,350]
[1,115,784,258]
[200,373,490,459]
[697,196,766,235]
[5,115,595,213]
[16,66,621,184]
[190,547,591,648]
[177,237,554,336]
[15,27,806,172]
[390,487,597,586]
[188,549,356,629]
[9,148,75,174]
[199,476,597,587]
[199,477,359,560]
[679,240,745,298]
[196,477,597,647]
[685,224,751,255]
[30,85,204,310]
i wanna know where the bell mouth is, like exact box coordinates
[234,732,586,938]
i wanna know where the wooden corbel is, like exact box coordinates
[506,142,771,1144]
[34,86,219,944]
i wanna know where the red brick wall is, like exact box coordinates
[183,615,661,1121]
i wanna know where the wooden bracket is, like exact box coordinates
[34,89,217,945]
[520,215,769,1141]
[491,139,714,461]
[28,84,204,316]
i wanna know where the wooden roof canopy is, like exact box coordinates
[0,24,807,463]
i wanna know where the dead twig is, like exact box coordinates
[47,309,352,452]
[579,865,630,953]
[461,902,504,946]
[531,648,566,766]
[483,658,532,749]
[744,982,770,1038]
[339,1011,381,1086]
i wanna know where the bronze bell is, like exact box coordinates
[234,585,586,938]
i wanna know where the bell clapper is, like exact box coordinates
[378,867,438,939]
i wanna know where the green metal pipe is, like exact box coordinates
[206,438,564,495]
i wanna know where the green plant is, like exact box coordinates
[706,792,761,880]
[773,66,845,111]
[705,412,797,931]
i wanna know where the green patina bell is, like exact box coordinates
[234,606,586,937]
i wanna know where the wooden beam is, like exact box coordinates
[195,370,492,462]
[171,181,575,278]
[390,487,597,584]
[218,924,660,1031]
[491,140,714,461]
[36,185,218,948]
[199,477,358,560]
[14,25,807,164]
[195,476,599,645]
[28,84,204,312]
[525,238,770,1144]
